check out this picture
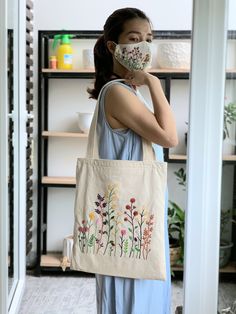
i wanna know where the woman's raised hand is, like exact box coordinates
[124,70,159,87]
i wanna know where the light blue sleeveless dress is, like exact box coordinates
[96,80,171,314]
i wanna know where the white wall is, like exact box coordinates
[34,0,193,31]
[31,0,235,254]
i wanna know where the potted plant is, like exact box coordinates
[168,201,185,266]
[223,102,236,140]
[185,102,236,154]
[168,167,186,266]
[223,101,236,155]
[219,208,235,268]
[169,166,236,269]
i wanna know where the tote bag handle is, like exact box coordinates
[86,79,155,161]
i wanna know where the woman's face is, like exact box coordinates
[106,17,153,75]
[118,18,153,44]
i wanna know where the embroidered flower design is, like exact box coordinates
[77,186,155,260]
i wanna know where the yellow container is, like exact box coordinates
[53,34,73,70]
[57,44,73,70]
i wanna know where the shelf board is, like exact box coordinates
[169,154,236,162]
[171,261,236,273]
[42,68,190,74]
[42,68,236,74]
[41,253,236,273]
[41,68,236,80]
[41,68,191,79]
[222,155,236,161]
[169,154,187,161]
[42,176,76,186]
[219,261,236,273]
[42,68,94,73]
[149,68,190,73]
[41,253,70,268]
[42,131,88,138]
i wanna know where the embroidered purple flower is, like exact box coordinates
[97,194,104,201]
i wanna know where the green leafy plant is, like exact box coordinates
[185,101,236,144]
[168,167,186,265]
[224,102,236,140]
[174,168,186,191]
[168,201,185,263]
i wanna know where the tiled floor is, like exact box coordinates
[18,275,235,314]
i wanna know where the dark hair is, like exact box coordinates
[87,7,152,99]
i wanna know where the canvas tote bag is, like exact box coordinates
[71,79,167,280]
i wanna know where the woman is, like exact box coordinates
[88,7,178,314]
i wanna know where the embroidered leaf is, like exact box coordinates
[110,216,115,220]
[124,239,129,254]
[129,236,133,241]
[135,226,138,229]
[88,235,95,247]
[128,227,132,233]
[110,225,114,230]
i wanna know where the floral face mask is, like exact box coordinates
[113,41,152,71]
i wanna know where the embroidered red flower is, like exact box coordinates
[130,198,136,203]
[121,229,126,236]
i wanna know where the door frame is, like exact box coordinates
[183,0,228,313]
[0,0,26,313]
[0,0,9,310]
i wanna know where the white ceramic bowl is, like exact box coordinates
[77,112,93,133]
[157,41,191,69]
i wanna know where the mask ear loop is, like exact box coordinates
[110,41,137,93]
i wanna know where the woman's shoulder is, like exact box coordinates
[103,80,137,98]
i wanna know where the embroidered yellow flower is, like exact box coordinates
[89,212,95,221]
